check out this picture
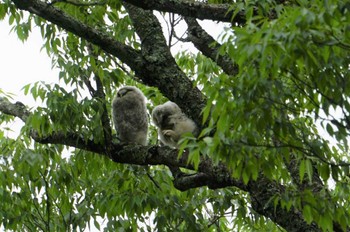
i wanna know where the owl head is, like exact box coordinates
[114,86,146,105]
[152,101,182,127]
[117,86,143,98]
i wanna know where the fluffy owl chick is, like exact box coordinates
[112,86,148,145]
[152,101,197,148]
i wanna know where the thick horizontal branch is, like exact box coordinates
[120,141,325,230]
[11,0,144,72]
[124,0,245,23]
[111,144,246,191]
[172,172,211,191]
[0,98,240,190]
[0,98,104,153]
[31,130,105,154]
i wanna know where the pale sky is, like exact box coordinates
[0,20,59,105]
[0,18,61,142]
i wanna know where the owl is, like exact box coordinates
[152,101,197,148]
[112,86,148,145]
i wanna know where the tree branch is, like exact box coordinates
[122,2,206,125]
[0,98,30,122]
[247,177,321,232]
[185,17,238,76]
[0,98,231,188]
[11,0,206,126]
[0,98,104,153]
[123,0,245,23]
[51,0,107,7]
[11,0,144,72]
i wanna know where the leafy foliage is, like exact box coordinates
[1,0,350,231]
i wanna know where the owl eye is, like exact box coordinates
[118,89,130,97]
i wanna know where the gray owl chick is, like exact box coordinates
[112,86,148,145]
[152,101,197,148]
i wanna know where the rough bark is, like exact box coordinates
[123,0,244,23]
[122,2,206,125]
[248,177,321,232]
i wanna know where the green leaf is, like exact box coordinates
[0,3,8,20]
[242,169,250,185]
[305,159,313,183]
[21,84,31,95]
[8,14,14,25]
[299,159,306,182]
[319,214,333,232]
[302,205,313,224]
[326,123,334,136]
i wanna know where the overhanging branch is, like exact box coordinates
[124,0,245,23]
[10,0,207,126]
[11,0,144,72]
